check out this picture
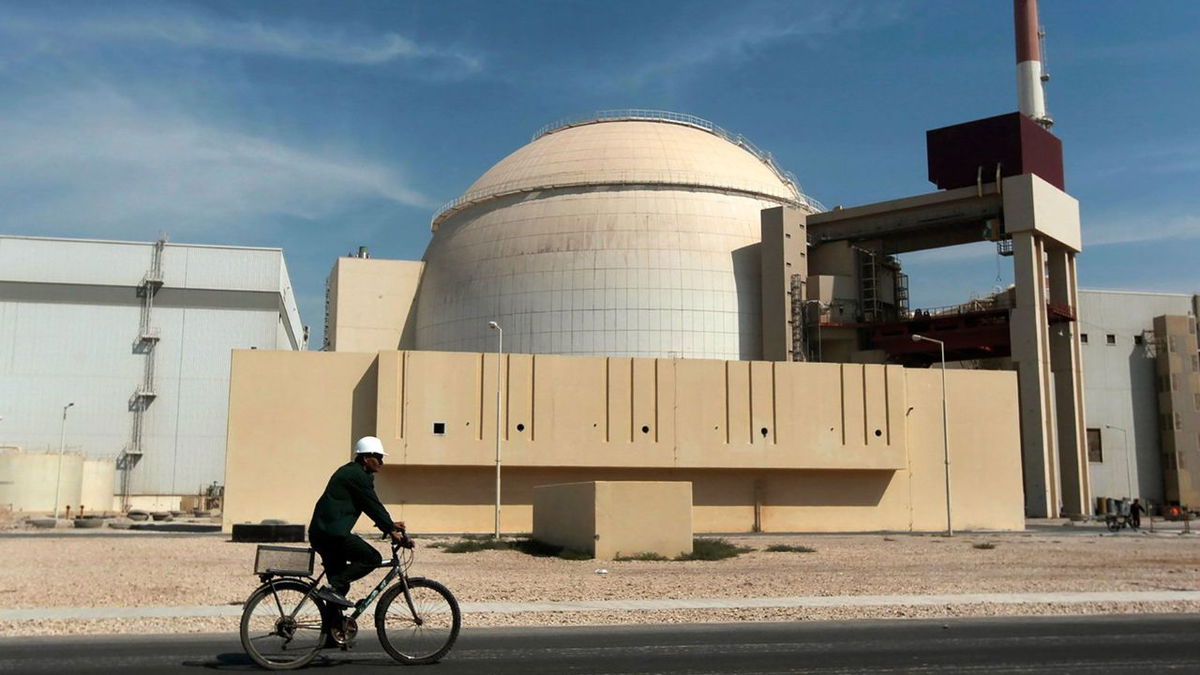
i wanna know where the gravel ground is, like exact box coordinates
[1,525,1197,636]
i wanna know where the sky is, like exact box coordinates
[2,0,1197,347]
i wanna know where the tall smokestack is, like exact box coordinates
[1014,0,1053,128]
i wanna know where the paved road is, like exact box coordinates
[2,614,1197,673]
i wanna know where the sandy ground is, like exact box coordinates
[1,525,1198,636]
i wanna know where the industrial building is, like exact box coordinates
[1076,290,1200,508]
[219,0,1189,531]
[223,106,1064,533]
[0,235,304,512]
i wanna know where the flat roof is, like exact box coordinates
[0,234,283,254]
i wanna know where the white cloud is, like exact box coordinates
[0,90,430,240]
[618,3,903,87]
[1084,213,1200,247]
[1,6,481,74]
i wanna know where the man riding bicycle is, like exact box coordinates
[309,436,407,608]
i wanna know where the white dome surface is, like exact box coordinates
[415,114,816,360]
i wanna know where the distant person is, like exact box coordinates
[1129,499,1144,530]
[309,436,407,608]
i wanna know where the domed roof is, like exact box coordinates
[431,110,820,230]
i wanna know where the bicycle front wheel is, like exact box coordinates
[239,578,328,671]
[375,578,461,664]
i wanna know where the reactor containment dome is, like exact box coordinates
[414,110,822,360]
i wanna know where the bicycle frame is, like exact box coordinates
[255,538,423,626]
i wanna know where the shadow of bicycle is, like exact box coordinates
[181,652,403,670]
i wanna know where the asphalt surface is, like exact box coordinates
[1,614,1198,674]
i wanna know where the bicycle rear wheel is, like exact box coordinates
[240,578,328,670]
[375,578,461,664]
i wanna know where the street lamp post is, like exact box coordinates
[1105,424,1133,498]
[487,321,503,538]
[912,334,952,536]
[52,402,75,519]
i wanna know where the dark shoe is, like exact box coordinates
[315,586,354,608]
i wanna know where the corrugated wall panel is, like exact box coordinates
[0,238,150,286]
[180,247,280,292]
[0,238,303,498]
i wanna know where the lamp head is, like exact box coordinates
[488,321,500,330]
[911,334,923,343]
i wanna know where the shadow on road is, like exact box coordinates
[180,653,404,670]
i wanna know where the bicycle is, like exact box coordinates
[239,530,461,670]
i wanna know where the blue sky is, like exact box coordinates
[2,1,1197,346]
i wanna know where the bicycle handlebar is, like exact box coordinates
[381,526,415,549]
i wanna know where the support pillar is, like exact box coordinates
[1009,231,1059,517]
[1047,246,1090,515]
[760,206,808,361]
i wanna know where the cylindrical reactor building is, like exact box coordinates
[414,112,819,360]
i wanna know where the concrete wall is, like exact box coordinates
[223,351,1025,533]
[223,350,379,527]
[326,258,424,353]
[533,481,693,559]
[1154,314,1200,505]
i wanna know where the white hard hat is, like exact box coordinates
[354,436,388,456]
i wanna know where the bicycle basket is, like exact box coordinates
[253,545,314,576]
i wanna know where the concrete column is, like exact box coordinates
[760,207,808,361]
[1009,231,1059,517]
[1047,247,1090,515]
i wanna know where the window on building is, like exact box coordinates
[1192,354,1199,372]
[1172,373,1180,391]
[1175,412,1184,431]
[1170,335,1179,352]
[1194,393,1200,411]
[1106,334,1117,345]
[1190,320,1197,335]
[1081,333,1089,344]
[1086,428,1103,462]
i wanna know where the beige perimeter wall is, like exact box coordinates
[224,351,1024,533]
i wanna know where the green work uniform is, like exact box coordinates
[309,461,395,537]
[308,461,397,594]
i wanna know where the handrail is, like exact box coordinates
[430,110,825,230]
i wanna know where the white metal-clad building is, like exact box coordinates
[1078,289,1198,505]
[0,235,303,508]
[414,111,823,360]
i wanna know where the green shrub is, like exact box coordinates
[972,542,997,550]
[615,552,669,561]
[676,538,753,561]
[765,544,816,553]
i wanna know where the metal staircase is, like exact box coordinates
[119,236,165,509]
[859,250,880,323]
[789,274,806,361]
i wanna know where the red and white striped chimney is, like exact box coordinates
[1014,0,1053,128]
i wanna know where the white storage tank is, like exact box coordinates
[0,448,83,513]
[80,458,117,515]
